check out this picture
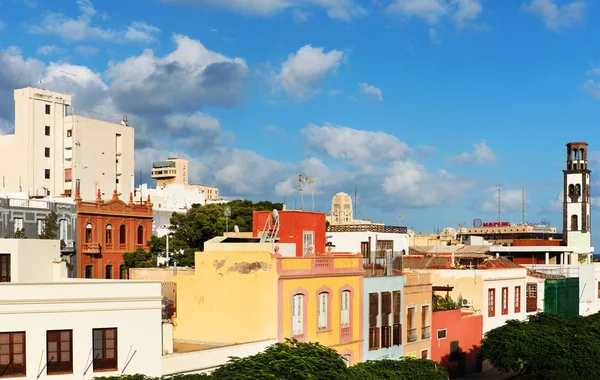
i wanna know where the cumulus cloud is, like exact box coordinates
[293,9,312,23]
[29,0,161,43]
[387,0,483,27]
[522,0,587,31]
[0,47,45,119]
[359,82,383,102]
[36,45,65,56]
[301,123,412,164]
[581,68,600,100]
[160,0,366,21]
[75,45,100,57]
[271,45,344,101]
[452,139,496,165]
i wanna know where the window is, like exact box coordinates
[292,294,304,335]
[45,125,50,135]
[515,286,521,313]
[361,242,370,262]
[93,328,117,371]
[59,219,68,241]
[421,304,430,339]
[46,330,73,374]
[437,329,447,339]
[45,104,51,115]
[119,265,127,280]
[318,292,328,330]
[407,307,416,342]
[85,223,92,243]
[501,287,508,315]
[119,225,126,245]
[37,219,45,236]
[571,214,578,231]
[85,265,93,279]
[392,291,401,346]
[526,283,537,313]
[13,218,23,234]
[45,169,50,179]
[302,231,314,256]
[488,289,496,317]
[105,225,112,244]
[66,129,72,137]
[376,240,393,257]
[368,293,379,350]
[45,147,50,157]
[137,225,144,245]
[0,332,26,377]
[0,254,10,282]
[105,265,113,279]
[381,291,391,348]
[421,349,428,359]
[64,168,72,183]
[341,290,350,327]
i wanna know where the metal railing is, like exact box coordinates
[328,224,408,234]
[422,325,431,339]
[407,328,417,343]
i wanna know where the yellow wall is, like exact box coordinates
[403,274,433,358]
[173,250,279,344]
[280,275,362,362]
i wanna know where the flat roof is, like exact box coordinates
[491,246,575,253]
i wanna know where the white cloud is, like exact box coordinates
[522,0,587,31]
[266,124,286,135]
[480,187,526,213]
[75,45,100,57]
[274,157,355,197]
[36,45,65,56]
[160,0,365,20]
[382,160,470,207]
[359,82,383,101]
[124,22,161,43]
[301,123,412,164]
[581,68,600,100]
[387,0,483,28]
[271,45,344,101]
[0,118,13,134]
[452,139,496,165]
[293,8,312,23]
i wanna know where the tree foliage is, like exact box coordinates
[123,248,156,270]
[13,228,26,239]
[481,312,600,379]
[432,294,459,311]
[97,339,449,380]
[38,211,59,239]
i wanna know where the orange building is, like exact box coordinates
[75,187,153,279]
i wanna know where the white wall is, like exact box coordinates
[0,239,62,282]
[482,269,528,333]
[0,280,162,379]
[328,231,409,255]
[161,339,277,376]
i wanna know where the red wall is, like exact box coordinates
[252,211,326,257]
[431,309,482,377]
[512,239,561,246]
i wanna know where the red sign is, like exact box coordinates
[482,222,509,227]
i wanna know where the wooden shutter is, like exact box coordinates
[393,323,402,346]
[381,292,392,314]
[488,289,496,317]
[369,293,378,327]
[392,291,401,324]
[381,325,391,348]
[514,286,521,313]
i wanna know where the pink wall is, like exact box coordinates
[253,211,326,257]
[431,309,482,377]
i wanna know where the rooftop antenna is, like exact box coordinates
[59,70,77,93]
[497,184,502,223]
[522,186,526,225]
[354,183,358,220]
[296,174,305,211]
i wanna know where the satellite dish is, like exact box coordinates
[473,218,483,228]
[272,209,279,220]
[541,219,550,227]
[234,225,239,233]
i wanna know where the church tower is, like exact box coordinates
[563,142,592,256]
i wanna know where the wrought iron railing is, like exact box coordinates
[407,328,417,343]
[422,325,431,339]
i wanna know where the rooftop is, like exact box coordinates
[328,224,408,234]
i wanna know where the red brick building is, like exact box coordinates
[252,211,326,257]
[75,188,153,279]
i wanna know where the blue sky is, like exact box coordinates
[0,0,598,245]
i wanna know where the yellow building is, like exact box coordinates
[403,272,433,358]
[169,237,365,364]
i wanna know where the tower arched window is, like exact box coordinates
[580,148,585,160]
[105,224,112,244]
[137,225,144,245]
[569,184,575,196]
[119,224,126,245]
[85,223,92,243]
[575,184,581,196]
[571,215,579,231]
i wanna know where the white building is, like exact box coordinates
[0,239,163,379]
[328,224,409,258]
[135,183,206,212]
[0,87,134,202]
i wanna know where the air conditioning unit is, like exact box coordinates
[462,298,473,307]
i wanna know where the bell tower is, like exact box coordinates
[563,142,592,257]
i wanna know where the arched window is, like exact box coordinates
[571,215,578,231]
[137,225,144,245]
[569,184,575,196]
[85,223,92,243]
[119,224,126,245]
[105,224,112,244]
[575,184,581,196]
[318,292,328,330]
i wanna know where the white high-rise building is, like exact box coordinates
[0,87,134,201]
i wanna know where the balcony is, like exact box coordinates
[421,325,431,339]
[407,328,417,343]
[82,243,101,255]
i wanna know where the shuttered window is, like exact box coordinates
[392,290,401,345]
[368,293,379,350]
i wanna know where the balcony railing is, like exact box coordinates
[422,325,431,339]
[82,243,101,254]
[328,224,408,234]
[407,328,417,343]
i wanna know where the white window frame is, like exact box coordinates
[292,294,303,335]
[302,231,314,256]
[341,290,350,327]
[13,218,23,233]
[59,219,68,241]
[437,329,447,340]
[318,292,328,329]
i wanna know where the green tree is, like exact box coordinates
[14,228,26,239]
[38,211,59,239]
[349,358,449,380]
[432,294,459,311]
[122,248,156,270]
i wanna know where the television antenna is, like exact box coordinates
[296,175,315,211]
[59,70,77,93]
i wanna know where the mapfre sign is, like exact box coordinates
[482,222,509,227]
